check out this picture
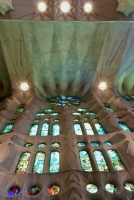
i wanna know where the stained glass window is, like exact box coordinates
[48,185,60,195]
[44,109,53,113]
[84,123,94,135]
[41,123,49,136]
[16,152,31,174]
[86,184,98,193]
[49,96,82,106]
[29,124,38,136]
[36,112,45,116]
[83,117,88,120]
[74,124,83,135]
[85,112,95,115]
[105,184,117,193]
[1,124,13,134]
[77,142,86,147]
[51,143,60,147]
[52,124,60,136]
[49,151,60,173]
[95,123,105,134]
[32,152,45,174]
[104,141,112,146]
[50,113,59,116]
[44,118,49,121]
[77,108,87,112]
[73,119,79,122]
[72,112,81,115]
[118,122,131,132]
[94,150,109,171]
[17,107,24,113]
[38,143,46,148]
[124,183,134,192]
[33,119,39,123]
[28,186,40,196]
[54,119,59,122]
[24,143,33,147]
[79,150,93,171]
[107,150,125,170]
[8,186,20,196]
[91,142,99,146]
[105,107,114,112]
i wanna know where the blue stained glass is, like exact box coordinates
[79,150,93,171]
[118,122,131,132]
[49,151,60,173]
[1,124,13,134]
[95,123,105,134]
[41,123,49,136]
[84,123,94,135]
[77,142,86,147]
[29,124,38,136]
[74,124,83,135]
[38,143,46,148]
[8,186,20,196]
[91,142,99,146]
[52,124,60,136]
[32,152,45,174]
[94,150,109,171]
[104,141,112,146]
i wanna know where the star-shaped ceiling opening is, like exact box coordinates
[117,0,134,16]
[0,0,14,15]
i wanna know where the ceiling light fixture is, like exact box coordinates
[61,2,70,13]
[84,3,92,12]
[20,83,29,91]
[99,82,107,90]
[38,2,46,12]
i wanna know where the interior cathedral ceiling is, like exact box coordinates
[0,0,134,103]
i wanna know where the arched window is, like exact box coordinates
[74,124,83,135]
[41,123,49,136]
[32,152,45,174]
[49,151,60,173]
[107,150,125,171]
[1,124,13,134]
[94,150,109,171]
[118,122,131,132]
[52,124,60,136]
[84,123,94,135]
[105,107,114,112]
[79,150,93,171]
[16,152,31,174]
[29,124,38,136]
[95,123,105,134]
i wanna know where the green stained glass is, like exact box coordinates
[72,112,81,115]
[91,142,99,146]
[29,124,38,136]
[33,119,39,123]
[105,107,114,112]
[24,143,33,147]
[44,109,53,113]
[44,118,49,121]
[41,123,49,136]
[93,118,98,122]
[118,122,131,132]
[54,119,59,122]
[77,108,87,112]
[83,118,88,120]
[104,141,112,146]
[36,112,45,116]
[32,152,45,174]
[107,150,125,171]
[84,123,94,135]
[16,152,31,174]
[38,143,46,148]
[95,123,105,134]
[94,150,109,171]
[86,184,98,193]
[49,151,60,173]
[79,150,93,171]
[77,142,86,147]
[74,124,83,135]
[73,119,79,122]
[124,183,134,192]
[85,112,95,115]
[17,107,24,113]
[1,124,13,134]
[52,124,60,136]
[50,113,59,116]
[51,143,60,147]
[105,184,117,193]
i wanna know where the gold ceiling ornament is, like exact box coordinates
[116,0,134,16]
[0,0,14,15]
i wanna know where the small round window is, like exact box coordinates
[48,185,60,195]
[105,184,117,193]
[86,184,98,193]
[28,186,41,196]
[124,183,134,192]
[8,186,20,196]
